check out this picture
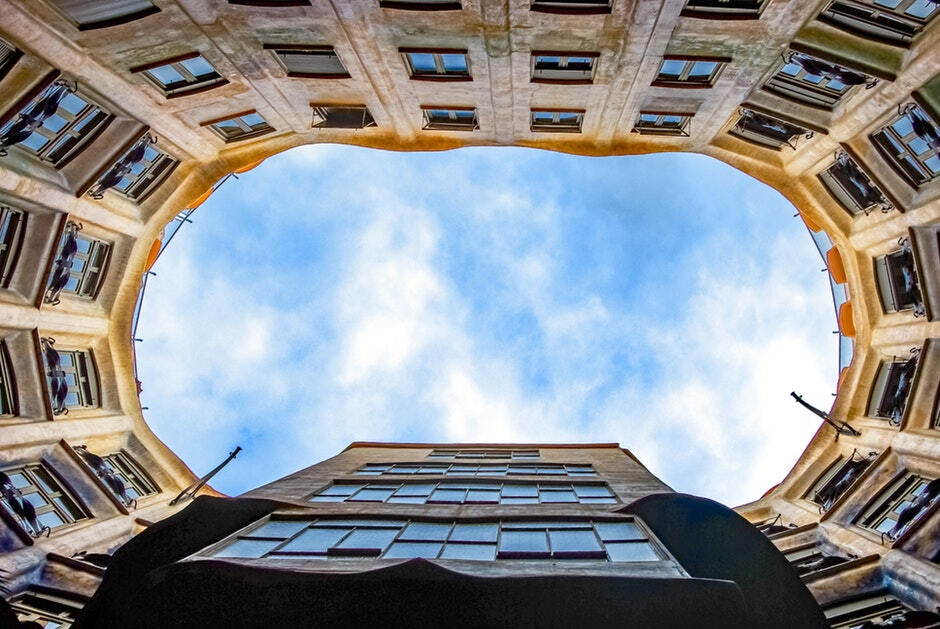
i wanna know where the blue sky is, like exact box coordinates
[136,145,835,507]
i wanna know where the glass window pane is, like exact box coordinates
[349,488,394,502]
[395,483,435,496]
[21,132,48,151]
[690,61,717,77]
[441,54,467,72]
[408,53,436,72]
[549,529,603,553]
[23,493,49,508]
[181,56,215,77]
[250,520,310,539]
[310,495,347,502]
[8,473,29,488]
[147,65,185,87]
[540,489,578,503]
[501,497,539,504]
[659,60,685,76]
[594,522,646,541]
[384,542,443,558]
[214,538,281,558]
[59,93,87,115]
[335,528,399,552]
[400,522,452,541]
[387,496,427,504]
[499,530,549,554]
[279,527,349,553]
[440,543,497,560]
[606,541,660,562]
[36,511,64,529]
[53,497,84,521]
[321,484,364,496]
[502,484,538,497]
[573,485,612,497]
[241,113,264,126]
[428,488,465,502]
[42,115,67,133]
[467,489,500,502]
[314,519,405,527]
[449,523,499,542]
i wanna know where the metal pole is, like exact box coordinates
[791,392,861,437]
[169,446,242,506]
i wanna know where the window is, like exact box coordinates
[783,545,852,576]
[428,449,539,459]
[229,0,311,5]
[311,480,616,505]
[356,462,596,476]
[209,517,665,563]
[74,446,158,506]
[422,107,478,131]
[870,105,940,187]
[44,222,110,303]
[132,54,226,97]
[402,49,470,81]
[0,82,111,166]
[818,0,938,46]
[104,139,177,202]
[0,463,86,535]
[729,108,812,150]
[820,151,894,216]
[0,340,17,417]
[204,111,274,143]
[311,105,376,129]
[379,0,462,9]
[867,356,918,422]
[49,0,160,30]
[876,242,924,315]
[824,593,934,628]
[805,452,876,511]
[752,514,795,536]
[0,36,22,81]
[652,57,726,87]
[530,0,611,14]
[10,589,83,628]
[530,109,584,133]
[633,112,692,136]
[266,46,350,79]
[0,206,26,286]
[531,52,598,83]
[681,0,764,18]
[763,52,870,109]
[40,338,99,415]
[859,473,939,540]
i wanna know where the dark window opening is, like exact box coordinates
[311,106,376,129]
[729,108,812,150]
[819,151,894,216]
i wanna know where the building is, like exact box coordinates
[70,443,829,628]
[0,0,937,626]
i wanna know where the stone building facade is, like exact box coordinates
[0,0,937,626]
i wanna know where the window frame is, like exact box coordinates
[427,449,540,459]
[107,138,178,203]
[530,51,599,84]
[858,472,936,539]
[42,339,100,414]
[0,463,88,535]
[762,52,864,110]
[651,56,728,88]
[401,48,471,81]
[819,150,895,216]
[130,53,227,98]
[310,105,377,130]
[355,461,597,476]
[867,356,918,422]
[264,45,351,79]
[875,243,924,315]
[824,592,915,628]
[421,106,479,132]
[48,230,111,301]
[633,111,693,136]
[202,110,275,143]
[309,480,618,505]
[870,104,940,188]
[0,205,26,287]
[680,0,765,19]
[729,107,813,150]
[48,0,161,31]
[818,0,938,46]
[530,109,584,133]
[529,0,612,14]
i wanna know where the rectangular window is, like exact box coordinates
[530,109,584,133]
[311,105,376,129]
[818,0,938,46]
[46,227,110,301]
[0,84,111,166]
[41,338,99,414]
[859,473,937,538]
[633,112,693,136]
[763,52,865,109]
[204,111,274,143]
[106,140,177,202]
[783,545,851,577]
[311,480,616,505]
[653,57,726,88]
[210,517,665,563]
[0,464,87,535]
[870,105,940,187]
[531,52,598,83]
[875,244,924,315]
[379,0,462,9]
[428,449,539,459]
[0,206,26,287]
[266,46,350,79]
[805,453,875,511]
[681,0,764,18]
[422,107,478,131]
[402,49,470,81]
[0,37,21,82]
[132,54,226,97]
[729,108,811,150]
[49,0,160,30]
[104,451,159,499]
[0,340,17,417]
[867,357,918,422]
[11,589,83,628]
[819,151,894,216]
[824,593,915,628]
[530,0,611,14]
[356,462,596,476]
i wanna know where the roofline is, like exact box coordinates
[344,441,622,451]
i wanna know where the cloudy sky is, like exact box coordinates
[136,144,836,507]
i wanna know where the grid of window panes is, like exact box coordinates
[634,112,691,136]
[0,340,16,416]
[103,451,159,500]
[819,153,892,216]
[208,112,274,142]
[0,88,110,165]
[763,55,853,109]
[49,0,158,28]
[530,110,583,133]
[45,348,98,410]
[211,517,663,562]
[871,106,940,187]
[653,59,723,86]
[49,232,109,299]
[0,464,86,532]
[867,359,916,421]
[141,55,223,96]
[531,53,596,82]
[875,248,921,313]
[0,206,25,286]
[819,0,937,45]
[730,109,808,149]
[422,108,478,131]
[402,50,470,79]
[427,449,539,459]
[311,481,616,504]
[859,473,934,536]
[111,142,177,201]
[356,462,596,476]
[311,106,376,129]
[271,49,349,77]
